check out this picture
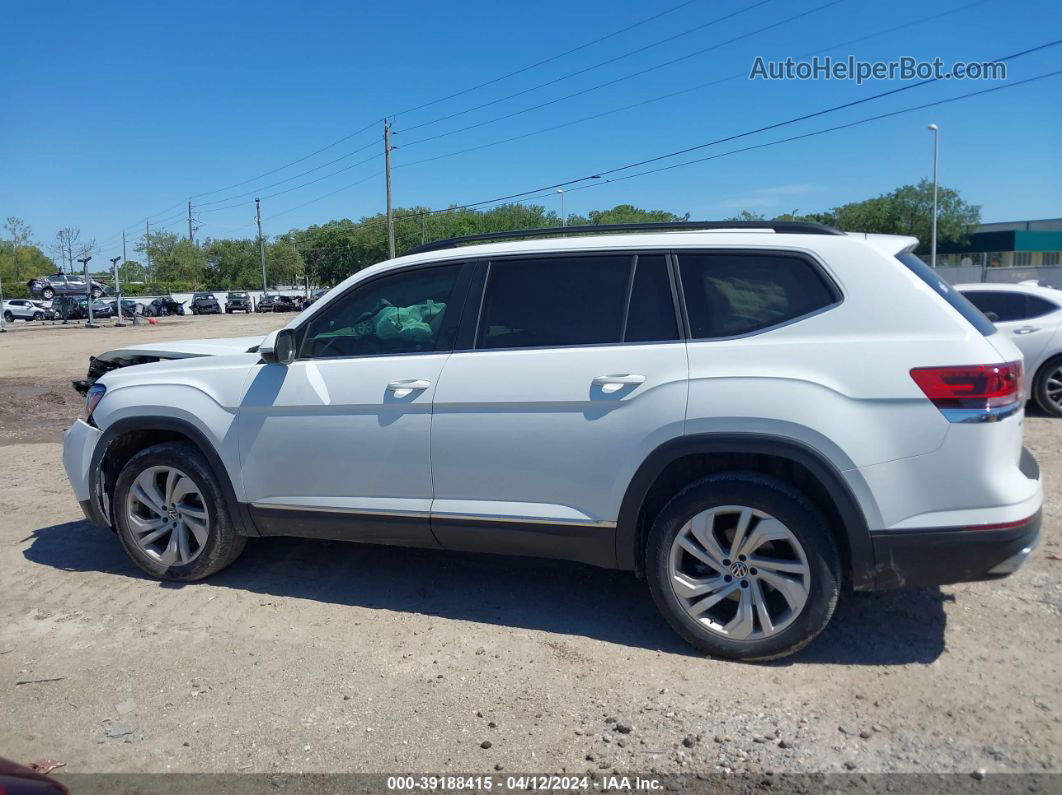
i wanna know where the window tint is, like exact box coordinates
[897,252,996,335]
[477,256,630,349]
[302,265,461,358]
[624,255,679,343]
[1026,294,1059,319]
[679,253,837,339]
[961,291,1027,322]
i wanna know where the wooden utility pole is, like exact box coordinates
[187,200,194,242]
[384,120,395,259]
[255,198,268,294]
[145,220,151,282]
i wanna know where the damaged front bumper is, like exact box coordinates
[63,419,109,528]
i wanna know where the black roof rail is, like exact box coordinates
[404,220,844,255]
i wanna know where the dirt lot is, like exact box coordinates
[0,314,1060,783]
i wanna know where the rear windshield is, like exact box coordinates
[896,251,996,336]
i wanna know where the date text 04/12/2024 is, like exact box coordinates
[385,775,664,791]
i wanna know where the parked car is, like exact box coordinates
[225,291,252,313]
[189,292,221,315]
[63,222,1041,660]
[257,293,296,312]
[957,282,1062,416]
[2,298,50,322]
[303,287,330,308]
[105,298,142,318]
[52,295,114,320]
[143,296,186,317]
[28,272,107,300]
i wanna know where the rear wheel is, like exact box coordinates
[646,472,840,661]
[41,287,55,300]
[90,287,102,299]
[33,311,44,321]
[3,310,12,323]
[1033,356,1062,417]
[113,442,247,581]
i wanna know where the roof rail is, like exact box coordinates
[404,220,843,255]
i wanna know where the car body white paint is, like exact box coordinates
[64,229,1039,546]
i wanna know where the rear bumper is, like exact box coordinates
[870,510,1041,589]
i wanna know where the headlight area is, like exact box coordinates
[81,383,107,426]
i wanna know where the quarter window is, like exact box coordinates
[301,264,462,358]
[678,253,837,339]
[477,255,631,349]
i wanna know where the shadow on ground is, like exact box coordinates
[24,520,947,665]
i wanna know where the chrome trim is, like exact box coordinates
[250,503,429,520]
[431,512,617,528]
[250,503,617,528]
[940,403,1022,424]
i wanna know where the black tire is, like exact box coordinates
[2,311,12,323]
[33,311,44,321]
[645,472,840,661]
[113,442,247,581]
[41,287,54,300]
[1033,355,1062,417]
[90,287,102,299]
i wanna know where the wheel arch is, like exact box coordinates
[90,416,259,537]
[616,433,876,589]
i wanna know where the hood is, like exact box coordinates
[74,334,265,394]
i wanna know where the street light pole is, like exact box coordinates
[111,255,125,327]
[78,255,96,328]
[557,188,565,227]
[928,123,940,267]
[255,198,268,295]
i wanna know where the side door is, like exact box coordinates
[962,290,1058,366]
[238,261,471,546]
[429,252,688,566]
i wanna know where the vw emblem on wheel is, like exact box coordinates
[167,508,179,520]
[729,561,749,578]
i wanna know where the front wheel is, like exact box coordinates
[41,287,55,300]
[1033,356,1062,417]
[33,311,44,321]
[113,442,247,581]
[90,287,102,299]
[646,472,840,661]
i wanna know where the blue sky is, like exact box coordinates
[2,0,1060,257]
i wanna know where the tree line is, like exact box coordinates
[0,180,979,298]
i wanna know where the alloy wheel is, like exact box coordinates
[1045,366,1062,409]
[668,505,811,640]
[125,465,210,566]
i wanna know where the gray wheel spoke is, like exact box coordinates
[728,507,754,560]
[672,572,727,600]
[125,464,209,568]
[758,569,809,614]
[736,517,790,559]
[722,586,755,640]
[687,512,729,568]
[750,578,774,635]
[688,581,740,616]
[676,535,727,574]
[748,555,807,574]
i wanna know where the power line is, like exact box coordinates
[390,0,704,119]
[396,0,777,135]
[397,0,846,148]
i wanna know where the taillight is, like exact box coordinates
[910,361,1022,422]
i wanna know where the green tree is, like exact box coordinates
[588,204,689,225]
[118,259,146,283]
[723,210,767,222]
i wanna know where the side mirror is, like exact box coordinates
[260,328,297,364]
[984,311,999,322]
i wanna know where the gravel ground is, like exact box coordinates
[0,315,1059,781]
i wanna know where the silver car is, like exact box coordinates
[27,272,108,300]
[2,299,51,322]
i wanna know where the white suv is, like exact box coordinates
[62,222,1042,660]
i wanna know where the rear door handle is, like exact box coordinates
[1014,326,1039,334]
[386,379,431,397]
[593,374,646,393]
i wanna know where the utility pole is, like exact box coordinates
[384,120,395,259]
[419,213,426,245]
[145,220,152,284]
[255,198,268,294]
[927,123,940,268]
[79,255,97,328]
[187,199,194,242]
[111,255,125,327]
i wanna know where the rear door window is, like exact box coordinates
[961,291,1027,322]
[678,252,838,339]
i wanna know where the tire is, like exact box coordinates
[2,311,12,323]
[33,311,44,321]
[1033,355,1062,417]
[42,288,54,300]
[645,472,840,661]
[90,287,102,299]
[113,441,247,581]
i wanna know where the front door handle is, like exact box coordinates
[1014,326,1039,335]
[593,373,646,393]
[386,379,431,397]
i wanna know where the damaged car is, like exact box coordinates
[28,272,108,300]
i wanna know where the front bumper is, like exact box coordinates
[870,510,1041,589]
[63,419,108,527]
